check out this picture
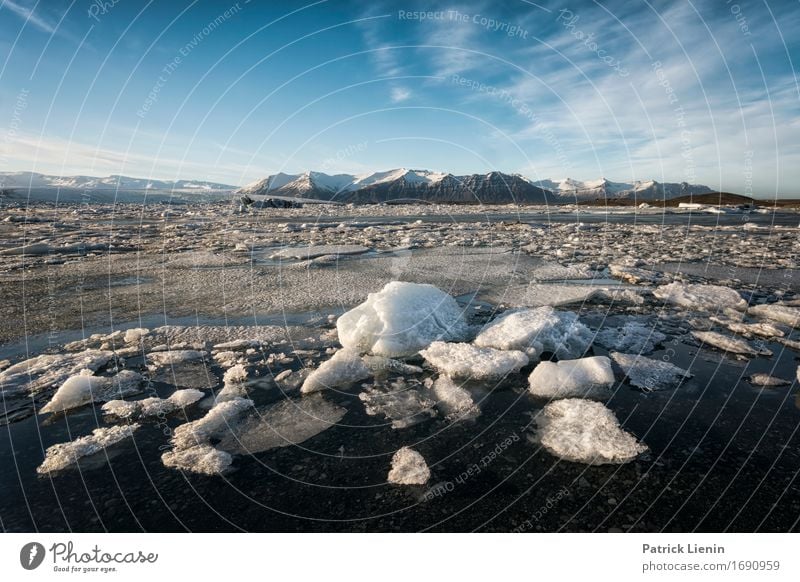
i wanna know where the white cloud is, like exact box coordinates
[390,87,411,102]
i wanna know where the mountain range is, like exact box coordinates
[237,169,713,204]
[0,169,715,204]
[0,171,235,191]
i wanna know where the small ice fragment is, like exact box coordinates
[102,388,204,419]
[123,328,149,344]
[609,352,692,391]
[420,341,528,380]
[749,303,800,327]
[270,244,370,260]
[361,355,423,376]
[360,380,436,428]
[0,350,114,395]
[431,376,480,420]
[215,364,249,403]
[595,319,666,354]
[301,349,372,394]
[388,447,431,485]
[170,397,254,450]
[747,373,790,387]
[217,396,346,454]
[691,331,772,356]
[474,306,591,359]
[162,444,233,476]
[40,370,145,414]
[37,424,140,473]
[146,350,206,366]
[336,281,470,357]
[654,282,747,311]
[533,399,646,465]
[528,356,615,399]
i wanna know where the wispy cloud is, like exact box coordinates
[2,0,58,34]
[390,87,411,102]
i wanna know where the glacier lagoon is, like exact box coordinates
[1,200,800,532]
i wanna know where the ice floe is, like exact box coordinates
[528,356,615,399]
[749,303,800,327]
[654,282,747,312]
[37,424,140,473]
[474,306,592,359]
[747,374,790,387]
[336,281,470,357]
[429,376,480,420]
[217,396,346,454]
[533,399,647,465]
[360,379,436,428]
[420,341,528,380]
[387,447,431,485]
[40,370,145,414]
[362,355,423,376]
[102,388,204,419]
[162,445,233,476]
[691,331,772,356]
[301,349,372,394]
[161,397,253,475]
[0,350,114,395]
[609,352,692,391]
[270,244,370,260]
[595,319,666,355]
[215,364,250,402]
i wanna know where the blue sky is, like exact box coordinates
[0,0,798,195]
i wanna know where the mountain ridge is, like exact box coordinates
[238,168,713,204]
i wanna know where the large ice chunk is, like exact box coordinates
[474,306,592,359]
[654,282,747,311]
[609,352,692,391]
[301,349,372,394]
[420,341,528,380]
[37,424,140,473]
[40,370,145,414]
[388,447,431,485]
[336,281,470,357]
[528,356,615,399]
[533,399,647,465]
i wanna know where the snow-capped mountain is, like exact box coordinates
[530,177,713,201]
[238,169,712,204]
[239,168,451,200]
[0,171,236,191]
